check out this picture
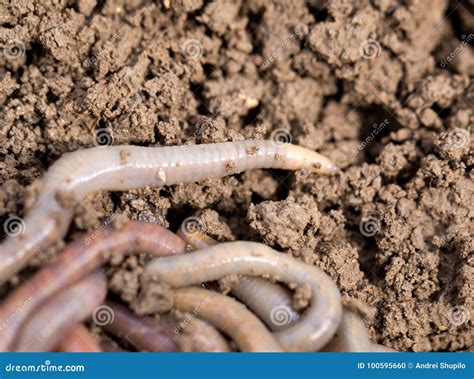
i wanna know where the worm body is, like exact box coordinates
[58,325,102,352]
[178,228,299,331]
[1,141,335,284]
[230,276,300,331]
[104,302,179,352]
[13,271,107,352]
[173,287,283,352]
[0,221,186,351]
[104,302,230,352]
[145,241,342,351]
[172,314,231,352]
[323,308,373,352]
[323,308,396,352]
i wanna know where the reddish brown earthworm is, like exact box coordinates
[0,221,186,351]
[58,325,102,352]
[12,271,107,352]
[177,228,299,331]
[145,242,343,351]
[0,141,336,285]
[104,301,230,352]
[173,287,283,352]
[103,301,179,352]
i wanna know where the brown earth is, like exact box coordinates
[0,0,473,352]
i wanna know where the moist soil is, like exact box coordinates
[0,0,473,352]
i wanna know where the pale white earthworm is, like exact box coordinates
[0,140,336,285]
[12,271,107,352]
[145,242,342,351]
[177,228,300,331]
[173,287,283,352]
[323,308,396,352]
[170,313,231,352]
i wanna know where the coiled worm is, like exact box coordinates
[0,221,186,351]
[12,271,107,352]
[180,228,391,352]
[173,287,283,352]
[0,140,336,285]
[145,241,342,351]
[177,227,299,331]
[58,325,102,352]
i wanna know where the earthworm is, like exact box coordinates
[145,242,342,351]
[323,308,396,352]
[173,287,283,352]
[0,221,186,351]
[104,301,230,352]
[177,227,299,331]
[58,325,102,352]
[171,313,231,352]
[0,140,336,285]
[103,301,179,352]
[12,271,107,352]
[179,227,389,352]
